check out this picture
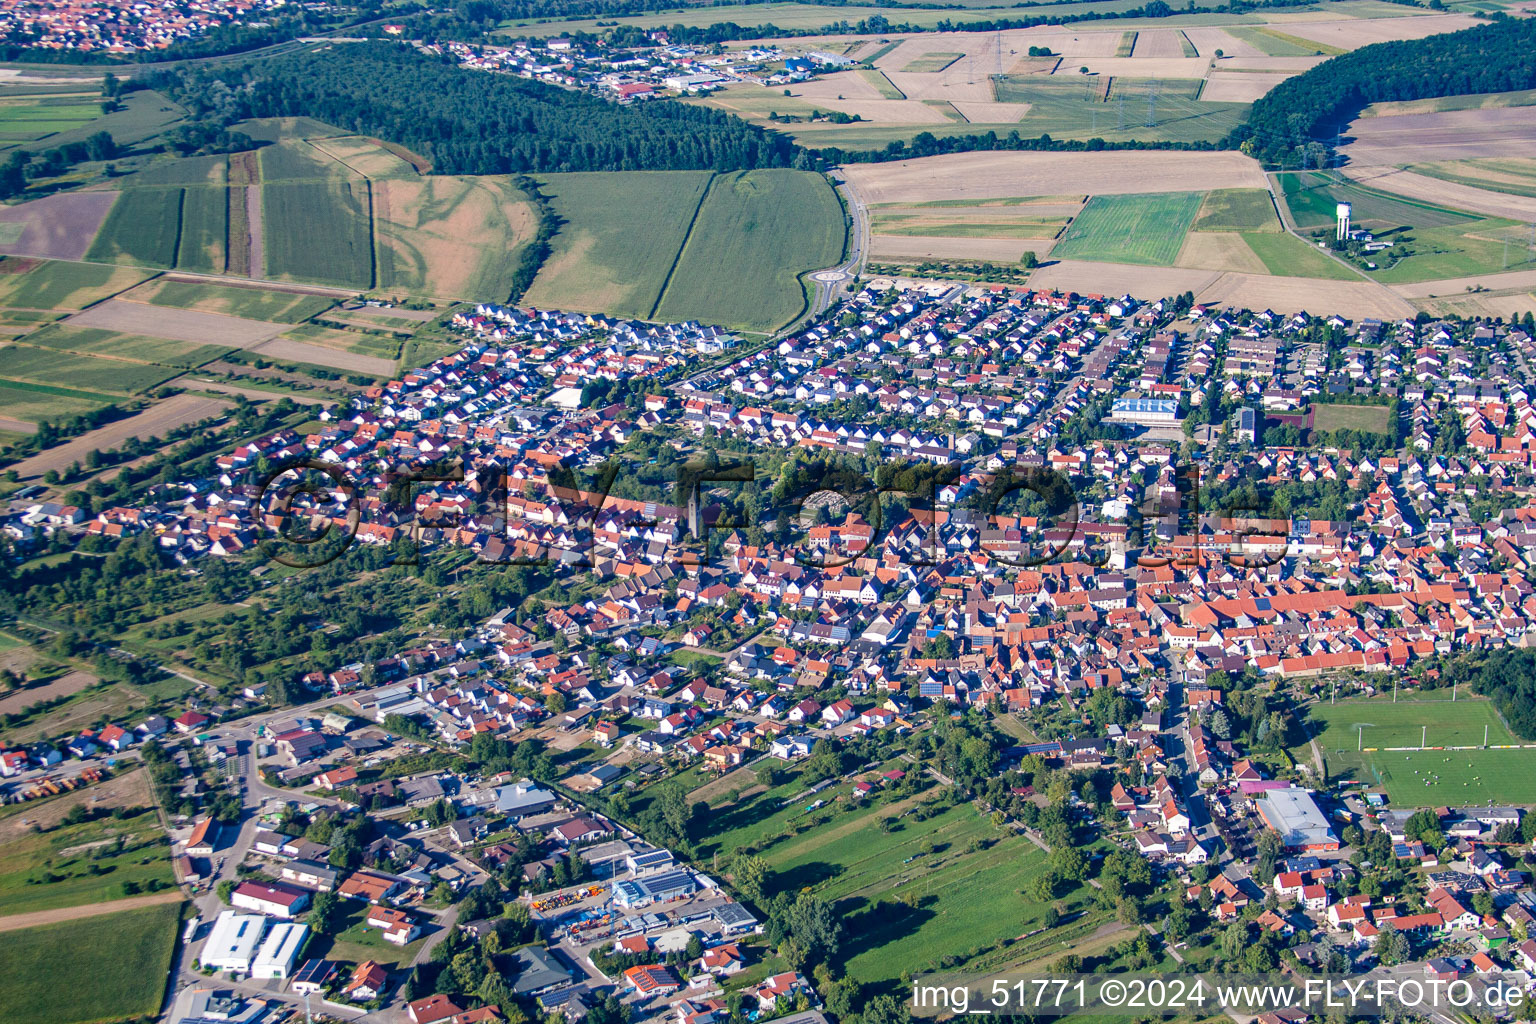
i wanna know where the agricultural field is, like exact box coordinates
[175,185,228,273]
[522,171,713,320]
[374,175,538,302]
[3,393,230,482]
[123,278,339,323]
[654,169,846,333]
[262,180,375,289]
[85,188,183,268]
[0,93,99,145]
[1052,191,1203,265]
[22,324,229,368]
[0,191,119,262]
[1192,188,1281,232]
[0,259,151,310]
[0,344,181,394]
[1277,171,1480,233]
[902,51,965,73]
[124,154,227,187]
[0,381,115,423]
[0,900,181,1024]
[1223,25,1345,55]
[0,806,175,916]
[1240,231,1361,280]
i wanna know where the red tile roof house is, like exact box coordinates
[97,724,133,751]
[368,906,423,945]
[315,766,359,790]
[344,960,390,1001]
[174,710,211,733]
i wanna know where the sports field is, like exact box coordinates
[1299,696,1536,804]
[0,900,181,1024]
[1052,191,1202,265]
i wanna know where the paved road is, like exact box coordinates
[804,174,872,322]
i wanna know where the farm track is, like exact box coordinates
[647,172,717,320]
[0,890,182,934]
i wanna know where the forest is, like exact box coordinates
[1451,648,1536,741]
[1230,15,1536,166]
[151,43,801,175]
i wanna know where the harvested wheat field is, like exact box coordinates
[795,71,887,102]
[1413,290,1536,320]
[1388,268,1536,299]
[1175,233,1268,274]
[247,337,395,376]
[1342,108,1536,165]
[307,136,419,179]
[1195,271,1414,318]
[66,299,286,347]
[950,101,1033,123]
[4,393,232,482]
[870,235,1047,262]
[1070,56,1210,79]
[1340,166,1536,223]
[1182,27,1264,58]
[1278,13,1481,50]
[1201,72,1293,103]
[373,175,538,301]
[1128,30,1190,58]
[1029,259,1221,297]
[843,151,1266,204]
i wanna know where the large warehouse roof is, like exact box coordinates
[1255,787,1336,849]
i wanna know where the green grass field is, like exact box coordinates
[1193,188,1280,232]
[523,170,714,320]
[0,381,114,422]
[1298,697,1536,804]
[127,279,337,322]
[1311,402,1390,435]
[1052,191,1201,265]
[0,96,99,145]
[124,153,227,187]
[1225,25,1345,55]
[1277,171,1480,232]
[0,900,181,1024]
[0,260,152,310]
[263,180,375,289]
[1241,231,1360,279]
[260,139,351,182]
[654,168,845,332]
[85,188,183,267]
[0,345,181,394]
[176,185,227,273]
[1365,218,1536,283]
[0,807,175,915]
[23,325,229,367]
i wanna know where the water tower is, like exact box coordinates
[1336,202,1352,241]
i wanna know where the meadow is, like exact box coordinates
[0,900,181,1024]
[263,180,376,289]
[1310,402,1390,434]
[0,94,100,145]
[1277,170,1480,232]
[0,381,115,422]
[85,188,183,268]
[1052,191,1202,264]
[0,806,175,915]
[1240,231,1360,279]
[654,168,846,332]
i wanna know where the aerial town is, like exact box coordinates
[10,269,1536,1024]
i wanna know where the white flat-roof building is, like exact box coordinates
[202,911,268,974]
[251,921,309,980]
[1255,787,1339,852]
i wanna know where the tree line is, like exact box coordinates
[150,43,801,175]
[1229,14,1536,166]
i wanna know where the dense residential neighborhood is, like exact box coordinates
[10,275,1536,1024]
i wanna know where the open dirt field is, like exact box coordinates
[843,150,1266,203]
[1278,12,1482,49]
[1413,290,1536,319]
[3,393,231,481]
[871,235,1044,261]
[1129,29,1191,58]
[0,669,97,717]
[1201,71,1293,103]
[1387,267,1536,298]
[247,337,396,376]
[1029,258,1220,296]
[0,890,181,933]
[66,299,286,346]
[1196,270,1415,317]
[1073,56,1210,78]
[0,191,117,261]
[0,417,37,434]
[1342,108,1536,164]
[1175,232,1268,273]
[0,769,153,844]
[1341,165,1536,222]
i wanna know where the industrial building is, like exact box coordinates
[1254,787,1339,852]
[1110,397,1180,425]
[612,868,696,908]
[201,911,267,973]
[251,921,309,979]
